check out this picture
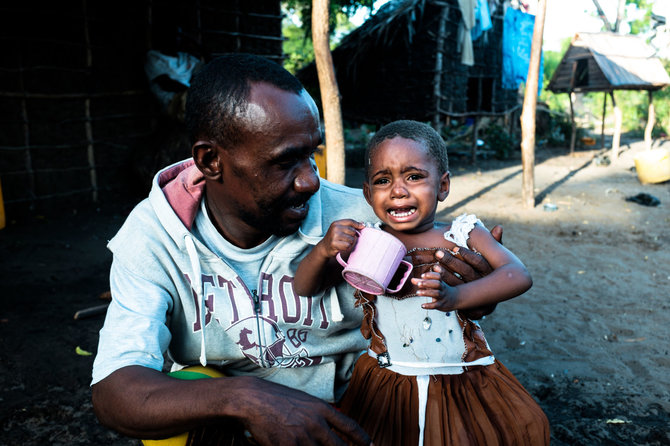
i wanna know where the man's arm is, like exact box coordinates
[92,366,371,446]
[436,225,503,319]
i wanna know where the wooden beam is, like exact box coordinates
[610,91,621,160]
[432,5,449,133]
[569,61,577,155]
[601,92,607,150]
[644,90,655,151]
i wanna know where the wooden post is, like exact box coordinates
[569,92,577,154]
[83,0,98,202]
[600,92,607,150]
[312,0,346,184]
[432,5,449,133]
[610,91,621,160]
[18,59,36,206]
[568,61,577,155]
[146,0,153,50]
[644,90,655,151]
[471,117,479,165]
[520,0,547,208]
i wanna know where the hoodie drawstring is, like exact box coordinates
[184,234,207,366]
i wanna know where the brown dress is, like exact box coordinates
[339,249,550,446]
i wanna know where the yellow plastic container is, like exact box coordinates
[634,149,670,184]
[142,366,225,446]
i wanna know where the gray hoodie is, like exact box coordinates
[93,159,374,402]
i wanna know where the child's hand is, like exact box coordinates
[316,219,365,259]
[412,264,459,312]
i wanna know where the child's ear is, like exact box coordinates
[437,171,450,202]
[363,181,373,206]
[193,140,222,181]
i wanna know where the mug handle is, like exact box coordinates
[335,252,348,268]
[335,229,361,268]
[385,260,413,293]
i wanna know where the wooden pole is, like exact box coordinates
[18,57,36,207]
[312,0,346,184]
[83,0,98,202]
[644,90,655,151]
[520,0,547,208]
[471,117,479,165]
[432,5,449,133]
[568,61,577,155]
[568,92,576,154]
[600,92,607,150]
[610,91,621,160]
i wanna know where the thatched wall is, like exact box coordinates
[0,0,282,217]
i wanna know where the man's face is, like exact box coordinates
[212,82,322,246]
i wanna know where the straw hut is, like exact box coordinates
[0,0,283,217]
[298,0,518,133]
[547,32,670,155]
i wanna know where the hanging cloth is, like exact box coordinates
[471,0,493,41]
[501,6,544,93]
[457,0,476,66]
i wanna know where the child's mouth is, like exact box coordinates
[388,207,416,218]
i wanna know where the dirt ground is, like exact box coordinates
[1,139,669,445]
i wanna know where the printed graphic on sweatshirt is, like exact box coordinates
[187,272,329,368]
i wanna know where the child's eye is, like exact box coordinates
[407,174,424,181]
[373,178,389,185]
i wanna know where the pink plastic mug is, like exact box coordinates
[336,227,413,295]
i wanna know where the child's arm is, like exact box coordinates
[294,219,364,296]
[413,224,532,312]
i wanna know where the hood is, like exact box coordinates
[147,158,331,365]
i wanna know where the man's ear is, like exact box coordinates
[193,140,222,180]
[363,181,373,206]
[437,171,450,202]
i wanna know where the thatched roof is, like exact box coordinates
[547,32,670,93]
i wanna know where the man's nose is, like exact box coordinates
[294,159,320,194]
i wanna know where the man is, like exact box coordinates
[92,53,499,445]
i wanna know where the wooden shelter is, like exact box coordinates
[298,0,518,134]
[0,0,283,217]
[547,32,670,156]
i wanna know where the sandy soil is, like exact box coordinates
[1,139,669,445]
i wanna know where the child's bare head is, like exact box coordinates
[365,120,448,179]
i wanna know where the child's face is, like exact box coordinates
[363,136,449,234]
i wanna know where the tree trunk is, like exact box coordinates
[312,0,346,184]
[614,0,626,33]
[520,0,547,209]
[592,0,614,31]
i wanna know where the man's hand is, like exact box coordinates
[92,367,371,446]
[237,377,371,446]
[434,225,503,319]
